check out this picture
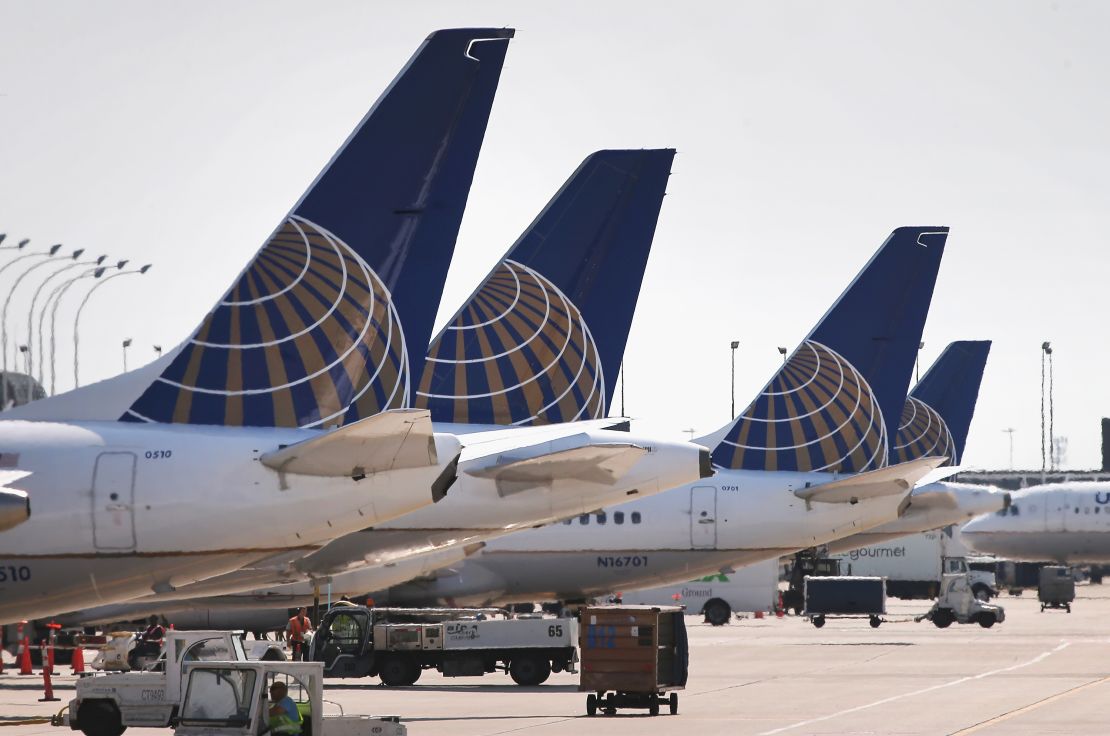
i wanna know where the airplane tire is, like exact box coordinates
[77,701,125,736]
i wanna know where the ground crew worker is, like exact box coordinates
[287,608,312,661]
[136,615,165,659]
[267,682,302,735]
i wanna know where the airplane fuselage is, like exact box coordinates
[0,419,456,623]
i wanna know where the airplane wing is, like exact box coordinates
[794,457,947,504]
[260,409,439,478]
[0,470,31,532]
[912,464,969,489]
[465,443,647,487]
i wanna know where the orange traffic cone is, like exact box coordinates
[18,636,32,675]
[71,644,85,675]
[755,610,764,619]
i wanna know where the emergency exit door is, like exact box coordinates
[91,452,137,550]
[690,486,717,548]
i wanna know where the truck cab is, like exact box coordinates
[174,661,405,736]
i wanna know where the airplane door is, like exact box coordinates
[690,486,717,548]
[91,452,137,550]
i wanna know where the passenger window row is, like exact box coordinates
[564,511,642,525]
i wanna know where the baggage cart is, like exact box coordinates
[579,605,687,716]
[803,576,887,628]
[1038,566,1074,612]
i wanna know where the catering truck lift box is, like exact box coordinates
[1038,566,1075,612]
[612,559,779,625]
[831,528,997,600]
[309,605,577,687]
[579,605,688,716]
[803,576,887,628]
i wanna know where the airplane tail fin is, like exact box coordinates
[416,149,675,425]
[711,227,948,473]
[892,340,991,466]
[7,30,512,427]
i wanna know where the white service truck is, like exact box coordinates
[916,573,1007,628]
[831,527,997,600]
[606,559,780,625]
[63,631,284,736]
[174,660,406,736]
[309,605,578,687]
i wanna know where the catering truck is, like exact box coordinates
[608,559,779,625]
[63,631,282,736]
[831,527,997,600]
[309,605,578,687]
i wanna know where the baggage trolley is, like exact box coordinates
[1038,566,1075,612]
[579,605,688,716]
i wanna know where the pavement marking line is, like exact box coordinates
[948,674,1110,735]
[757,640,1071,736]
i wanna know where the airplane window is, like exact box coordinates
[631,512,641,524]
[563,518,572,525]
[1075,507,1080,514]
[596,512,607,525]
[1096,507,1101,514]
[614,512,624,524]
[579,515,589,525]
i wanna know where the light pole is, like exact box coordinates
[73,265,151,387]
[122,338,132,372]
[17,345,29,375]
[29,253,108,383]
[1041,341,1052,479]
[916,341,925,383]
[153,345,163,358]
[777,346,787,364]
[41,265,110,395]
[729,341,739,419]
[0,243,62,385]
[1002,428,1015,470]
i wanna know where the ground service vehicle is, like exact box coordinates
[917,573,1006,628]
[580,605,687,716]
[803,576,887,628]
[1038,566,1075,612]
[65,631,285,736]
[310,606,577,686]
[173,661,405,736]
[833,528,997,600]
[613,559,779,625]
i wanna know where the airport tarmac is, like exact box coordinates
[3,586,1109,735]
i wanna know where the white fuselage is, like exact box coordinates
[961,482,1110,563]
[0,419,458,623]
[380,467,911,606]
[58,422,708,621]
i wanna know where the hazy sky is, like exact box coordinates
[2,1,1108,470]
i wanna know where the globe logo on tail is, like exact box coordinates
[124,216,408,428]
[712,340,887,473]
[891,397,956,466]
[415,259,605,425]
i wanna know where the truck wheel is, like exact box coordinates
[932,610,954,629]
[869,616,881,628]
[77,701,126,736]
[649,699,660,716]
[977,613,996,629]
[586,694,597,716]
[379,656,420,686]
[509,655,552,686]
[812,616,825,628]
[703,599,731,626]
[669,693,679,715]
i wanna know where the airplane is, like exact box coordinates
[823,340,1011,553]
[371,226,957,608]
[0,27,518,623]
[50,148,710,623]
[962,483,1110,563]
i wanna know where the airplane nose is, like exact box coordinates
[0,488,30,532]
[699,448,714,479]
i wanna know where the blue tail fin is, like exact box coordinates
[123,29,513,428]
[892,340,991,466]
[415,149,674,425]
[711,227,948,473]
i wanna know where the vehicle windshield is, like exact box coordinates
[179,637,241,663]
[180,667,257,724]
